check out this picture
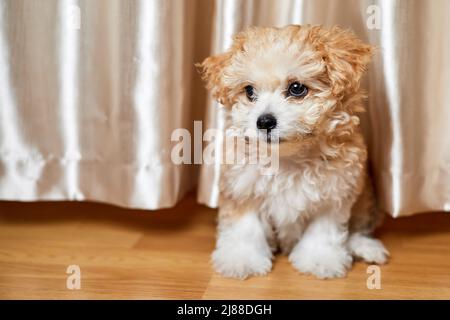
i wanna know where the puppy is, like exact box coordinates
[199,25,388,279]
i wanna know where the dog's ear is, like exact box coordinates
[318,26,374,96]
[198,31,248,107]
[198,52,233,106]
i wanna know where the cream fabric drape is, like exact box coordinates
[0,0,198,209]
[0,0,449,217]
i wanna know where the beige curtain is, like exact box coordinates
[0,0,449,217]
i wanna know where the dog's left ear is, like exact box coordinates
[319,26,374,96]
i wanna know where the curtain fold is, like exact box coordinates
[0,0,449,217]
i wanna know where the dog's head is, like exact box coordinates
[200,25,373,156]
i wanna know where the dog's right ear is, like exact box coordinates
[197,52,233,106]
[198,29,250,106]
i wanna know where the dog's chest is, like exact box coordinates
[223,160,358,222]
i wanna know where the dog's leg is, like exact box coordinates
[212,211,273,279]
[289,209,352,279]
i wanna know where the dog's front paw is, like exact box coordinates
[289,242,353,279]
[212,245,272,280]
[348,234,389,264]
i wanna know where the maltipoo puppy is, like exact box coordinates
[200,25,389,279]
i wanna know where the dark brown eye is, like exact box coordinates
[288,82,308,98]
[245,85,256,101]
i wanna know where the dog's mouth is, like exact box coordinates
[265,132,285,144]
[243,128,311,145]
[245,131,285,144]
[256,129,285,144]
[258,132,315,145]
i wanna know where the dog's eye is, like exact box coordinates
[244,85,256,101]
[288,82,308,98]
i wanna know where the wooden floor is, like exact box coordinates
[0,194,449,299]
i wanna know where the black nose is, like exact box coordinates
[256,113,277,130]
